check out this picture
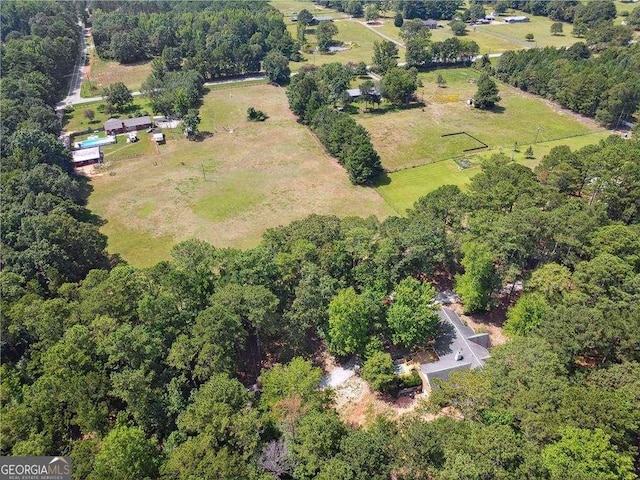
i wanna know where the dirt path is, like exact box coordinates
[353,19,405,47]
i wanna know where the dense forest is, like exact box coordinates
[2,1,640,479]
[90,0,296,78]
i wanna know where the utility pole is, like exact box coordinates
[534,126,542,144]
[201,161,206,181]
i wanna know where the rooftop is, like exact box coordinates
[420,307,490,383]
[72,147,101,163]
[104,116,152,129]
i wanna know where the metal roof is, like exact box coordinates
[72,147,101,163]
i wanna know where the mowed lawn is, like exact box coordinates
[376,131,613,214]
[373,12,582,54]
[356,68,605,171]
[87,83,394,267]
[288,20,405,71]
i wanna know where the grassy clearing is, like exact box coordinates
[374,20,525,53]
[85,56,152,93]
[376,131,613,214]
[477,18,578,50]
[87,83,393,267]
[372,11,582,55]
[289,20,405,71]
[356,67,604,171]
[81,34,152,96]
[272,0,346,19]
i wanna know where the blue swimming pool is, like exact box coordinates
[77,136,116,149]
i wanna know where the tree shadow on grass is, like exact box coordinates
[367,101,426,115]
[372,172,392,187]
[191,131,214,142]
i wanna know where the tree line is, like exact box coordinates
[1,0,112,295]
[287,63,383,185]
[493,43,640,128]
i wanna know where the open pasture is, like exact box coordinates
[86,83,393,267]
[375,131,613,214]
[356,67,604,171]
[288,19,405,71]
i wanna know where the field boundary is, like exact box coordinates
[441,131,489,152]
[384,131,609,174]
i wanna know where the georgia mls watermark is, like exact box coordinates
[0,457,71,480]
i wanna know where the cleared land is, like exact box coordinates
[272,0,346,19]
[376,131,613,214]
[477,17,577,49]
[356,67,604,171]
[372,11,582,54]
[82,34,152,97]
[86,83,393,267]
[288,20,405,71]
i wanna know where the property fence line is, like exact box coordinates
[384,130,608,174]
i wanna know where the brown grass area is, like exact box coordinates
[87,84,393,267]
[85,54,152,93]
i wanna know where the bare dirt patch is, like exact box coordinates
[449,302,508,347]
[334,376,424,427]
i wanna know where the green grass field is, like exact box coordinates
[477,18,577,50]
[375,131,613,214]
[372,9,584,55]
[356,67,605,171]
[289,19,405,71]
[86,83,393,267]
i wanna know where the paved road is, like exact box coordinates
[57,24,88,111]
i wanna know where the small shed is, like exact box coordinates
[153,132,165,143]
[422,19,438,29]
[72,147,102,167]
[311,15,333,24]
[347,87,381,99]
[504,16,529,23]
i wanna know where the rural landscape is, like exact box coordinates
[1,0,640,479]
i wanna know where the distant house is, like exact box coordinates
[347,87,380,99]
[504,16,529,23]
[485,13,496,21]
[422,19,439,29]
[311,15,333,24]
[72,146,102,167]
[419,307,490,390]
[104,116,152,135]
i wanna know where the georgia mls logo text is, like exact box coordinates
[0,456,71,480]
